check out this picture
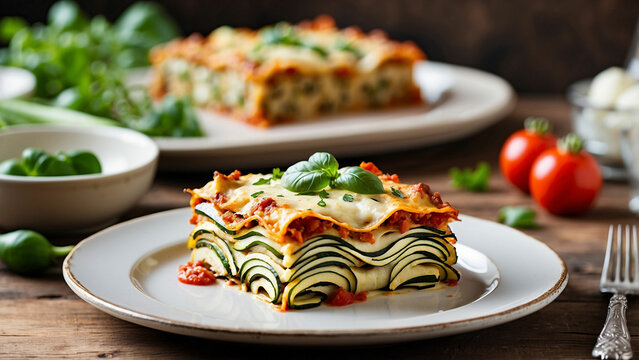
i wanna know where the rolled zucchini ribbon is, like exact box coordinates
[189,222,459,309]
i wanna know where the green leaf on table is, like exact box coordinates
[449,162,491,192]
[498,206,538,228]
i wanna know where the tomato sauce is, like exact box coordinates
[325,288,368,307]
[178,261,216,285]
[445,279,458,287]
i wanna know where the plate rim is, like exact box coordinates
[63,207,567,342]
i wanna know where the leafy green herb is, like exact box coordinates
[252,168,284,185]
[335,40,362,58]
[0,1,201,138]
[317,199,327,207]
[272,168,283,180]
[277,194,284,197]
[342,194,354,202]
[390,186,405,198]
[498,206,538,228]
[281,152,384,194]
[250,191,264,198]
[296,191,318,196]
[318,189,329,199]
[449,162,491,192]
[335,167,385,194]
[0,147,101,177]
[253,177,272,185]
[259,22,328,58]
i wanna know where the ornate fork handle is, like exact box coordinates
[592,294,633,359]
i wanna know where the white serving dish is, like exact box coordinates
[0,125,158,233]
[64,209,567,345]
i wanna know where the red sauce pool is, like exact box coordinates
[325,288,368,307]
[178,261,216,285]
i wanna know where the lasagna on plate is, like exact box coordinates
[150,16,425,127]
[180,153,460,310]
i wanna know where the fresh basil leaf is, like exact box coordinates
[308,152,339,177]
[317,199,327,207]
[498,206,538,228]
[281,160,331,192]
[335,167,384,194]
[318,189,329,199]
[449,162,490,192]
[390,186,405,198]
[342,194,354,202]
[272,168,283,180]
[250,191,264,198]
[21,148,48,174]
[252,177,271,185]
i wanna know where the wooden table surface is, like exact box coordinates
[2,95,637,359]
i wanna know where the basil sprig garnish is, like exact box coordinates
[281,152,384,194]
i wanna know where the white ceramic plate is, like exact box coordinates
[63,208,566,345]
[130,61,515,170]
[0,66,36,100]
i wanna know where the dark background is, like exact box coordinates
[3,0,639,93]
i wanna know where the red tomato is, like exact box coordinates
[500,118,557,192]
[325,288,355,306]
[529,134,602,215]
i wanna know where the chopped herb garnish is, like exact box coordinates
[498,206,538,228]
[449,162,491,192]
[317,199,327,207]
[250,191,264,198]
[296,191,318,196]
[318,189,329,199]
[390,186,405,198]
[253,168,283,185]
[252,177,272,185]
[277,194,284,197]
[342,193,354,202]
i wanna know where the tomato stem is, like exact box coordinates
[524,117,551,135]
[558,133,584,154]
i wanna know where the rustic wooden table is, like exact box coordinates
[1,95,636,359]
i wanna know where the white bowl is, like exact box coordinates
[0,125,158,234]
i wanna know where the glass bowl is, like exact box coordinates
[567,79,639,180]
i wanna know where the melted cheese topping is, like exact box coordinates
[150,16,424,81]
[190,172,458,243]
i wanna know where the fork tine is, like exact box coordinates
[625,225,631,282]
[616,224,622,282]
[634,225,639,282]
[602,225,614,284]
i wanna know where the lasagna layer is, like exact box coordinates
[188,221,459,310]
[150,16,425,126]
[188,170,459,244]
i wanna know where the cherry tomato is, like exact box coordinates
[500,117,557,192]
[529,134,602,215]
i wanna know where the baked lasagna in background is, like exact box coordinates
[181,153,460,310]
[150,16,425,127]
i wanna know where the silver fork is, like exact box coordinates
[593,225,637,360]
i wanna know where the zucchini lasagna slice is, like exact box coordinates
[150,15,424,127]
[183,160,460,310]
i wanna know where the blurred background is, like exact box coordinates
[3,0,639,93]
